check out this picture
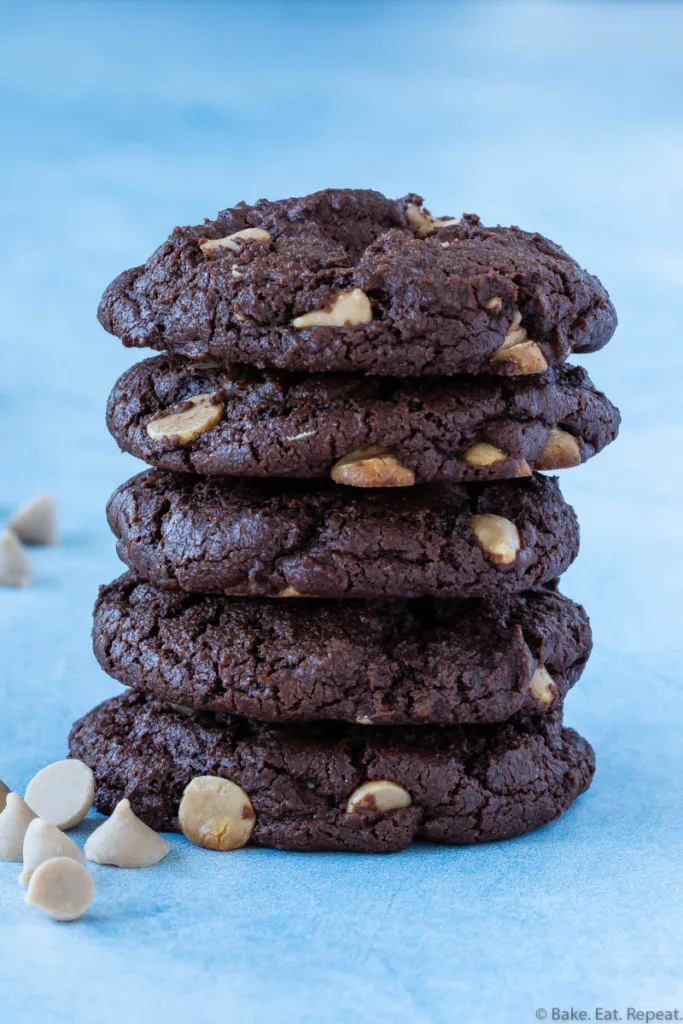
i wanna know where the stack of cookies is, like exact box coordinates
[70,190,620,853]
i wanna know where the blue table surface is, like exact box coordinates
[0,3,681,1021]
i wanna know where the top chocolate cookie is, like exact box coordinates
[98,189,616,377]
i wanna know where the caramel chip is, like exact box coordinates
[470,514,521,566]
[20,819,84,887]
[85,798,170,868]
[9,494,58,545]
[25,857,94,922]
[292,288,372,328]
[25,759,94,830]
[0,530,32,587]
[0,793,37,862]
[179,777,255,851]
[330,447,415,488]
[346,780,412,814]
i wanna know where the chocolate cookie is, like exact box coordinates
[107,356,620,484]
[98,189,616,377]
[93,575,591,725]
[106,470,579,599]
[69,692,595,852]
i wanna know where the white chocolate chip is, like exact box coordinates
[200,227,271,253]
[178,777,255,851]
[536,429,582,470]
[464,442,508,468]
[275,586,311,598]
[25,759,94,830]
[25,857,94,922]
[0,529,32,587]
[405,203,436,238]
[434,217,461,228]
[470,514,521,566]
[330,446,415,488]
[20,818,84,887]
[486,296,503,312]
[355,716,373,725]
[0,793,37,862]
[146,394,223,445]
[529,664,556,706]
[9,494,57,545]
[292,288,372,329]
[346,780,412,814]
[0,779,9,813]
[85,798,170,868]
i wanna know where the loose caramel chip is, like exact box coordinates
[464,442,508,468]
[85,798,170,868]
[20,819,85,887]
[536,429,582,470]
[330,446,415,488]
[275,586,314,598]
[9,494,58,545]
[0,530,32,587]
[146,394,223,445]
[529,665,556,706]
[200,227,271,253]
[470,514,521,566]
[25,759,94,830]
[25,857,94,922]
[0,793,37,862]
[179,776,255,851]
[292,288,372,329]
[346,780,412,814]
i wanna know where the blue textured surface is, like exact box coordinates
[0,3,681,1021]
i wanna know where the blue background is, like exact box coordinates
[0,2,681,1021]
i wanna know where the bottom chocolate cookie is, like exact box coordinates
[69,692,594,853]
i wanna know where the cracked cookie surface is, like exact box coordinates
[107,356,620,483]
[93,574,592,725]
[98,188,616,377]
[69,691,595,852]
[106,470,579,599]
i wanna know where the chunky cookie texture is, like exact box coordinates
[97,189,616,377]
[69,692,595,852]
[106,470,580,599]
[93,575,592,725]
[107,356,621,483]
